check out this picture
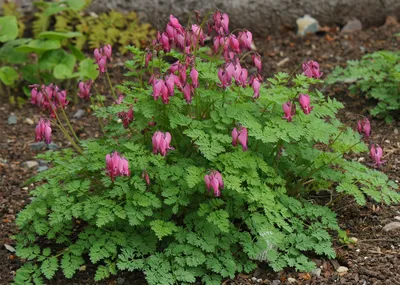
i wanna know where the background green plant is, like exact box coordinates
[13,41,399,284]
[327,50,400,123]
[0,0,154,106]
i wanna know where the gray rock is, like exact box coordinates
[117,277,125,285]
[30,142,47,151]
[38,160,48,166]
[24,118,34,125]
[37,166,49,172]
[8,114,17,125]
[311,268,322,277]
[296,15,319,36]
[287,277,296,284]
[47,142,59,150]
[73,109,85,119]
[272,280,281,285]
[383,222,400,232]
[22,161,38,169]
[341,19,362,33]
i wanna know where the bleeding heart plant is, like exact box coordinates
[14,10,399,285]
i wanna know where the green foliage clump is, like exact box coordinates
[54,9,155,53]
[327,50,400,122]
[13,14,399,285]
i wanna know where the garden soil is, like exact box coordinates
[1,19,399,285]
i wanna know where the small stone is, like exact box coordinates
[73,109,85,119]
[394,128,399,135]
[350,237,358,243]
[47,142,59,150]
[383,222,400,232]
[4,244,16,253]
[117,277,125,285]
[251,277,257,281]
[277,57,290,67]
[358,157,365,162]
[257,279,262,283]
[22,187,28,191]
[341,19,362,33]
[287,278,296,284]
[359,46,366,53]
[394,216,400,221]
[337,266,349,274]
[296,15,319,36]
[30,142,47,151]
[38,160,48,166]
[24,118,34,125]
[8,114,17,125]
[37,166,48,172]
[311,268,321,277]
[272,280,281,285]
[21,161,39,169]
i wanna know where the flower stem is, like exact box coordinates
[105,71,117,100]
[60,107,80,142]
[90,97,104,133]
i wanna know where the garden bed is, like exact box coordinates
[1,19,399,285]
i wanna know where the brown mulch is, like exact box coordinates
[1,19,400,285]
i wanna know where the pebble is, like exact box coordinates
[30,142,47,151]
[117,277,125,285]
[337,266,349,274]
[311,268,322,277]
[47,142,59,150]
[394,128,399,135]
[287,277,296,284]
[251,277,257,282]
[24,118,34,125]
[73,109,85,119]
[350,237,358,243]
[382,222,400,232]
[277,57,290,67]
[272,280,281,285]
[37,166,48,172]
[256,279,262,283]
[4,244,16,252]
[21,161,39,169]
[22,187,28,191]
[341,19,362,33]
[296,15,319,36]
[8,114,17,125]
[394,216,400,221]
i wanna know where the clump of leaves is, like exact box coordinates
[13,11,399,285]
[327,50,400,123]
[53,3,155,52]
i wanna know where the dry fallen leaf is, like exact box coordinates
[298,272,311,280]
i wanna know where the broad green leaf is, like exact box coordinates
[15,39,61,53]
[20,64,40,84]
[67,0,86,11]
[0,16,19,42]
[0,39,30,64]
[54,64,76,79]
[38,31,82,41]
[79,58,99,80]
[0,66,19,86]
